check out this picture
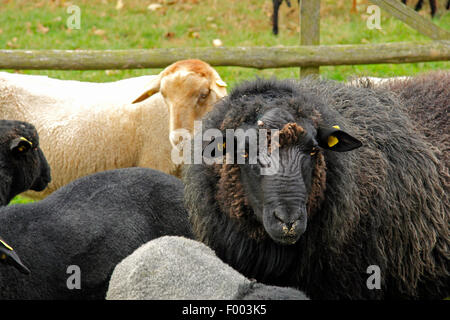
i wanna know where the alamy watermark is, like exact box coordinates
[66,5,81,30]
[366,265,381,290]
[63,263,381,292]
[366,5,382,30]
[66,265,81,290]
[170,121,280,176]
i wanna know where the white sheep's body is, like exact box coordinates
[0,72,154,105]
[0,72,174,198]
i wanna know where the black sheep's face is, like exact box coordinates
[240,139,314,245]
[13,143,51,193]
[211,108,362,245]
[0,121,51,205]
[240,110,319,245]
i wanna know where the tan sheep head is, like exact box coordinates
[132,59,227,149]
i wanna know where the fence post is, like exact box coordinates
[300,0,321,78]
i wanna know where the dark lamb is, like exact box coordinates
[0,120,50,206]
[0,167,192,299]
[0,120,51,274]
[183,78,449,300]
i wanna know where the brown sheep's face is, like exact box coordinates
[161,71,226,149]
[212,108,362,245]
[131,59,227,151]
[0,120,51,205]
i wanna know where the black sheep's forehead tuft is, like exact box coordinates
[210,78,326,133]
[228,78,298,101]
[258,108,296,129]
[0,120,39,146]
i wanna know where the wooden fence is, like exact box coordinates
[0,0,448,76]
[0,41,448,70]
[297,0,449,77]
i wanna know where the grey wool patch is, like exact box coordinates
[107,236,249,300]
[106,236,309,300]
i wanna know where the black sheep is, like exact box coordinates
[183,78,449,299]
[0,120,50,206]
[272,1,359,35]
[0,165,192,299]
[402,0,436,16]
[272,0,296,35]
[402,0,450,17]
[0,120,50,275]
[272,0,301,35]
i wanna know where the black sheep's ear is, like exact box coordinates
[317,125,362,152]
[0,238,31,275]
[10,137,33,155]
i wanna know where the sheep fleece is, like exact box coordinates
[184,78,449,299]
[106,236,308,300]
[0,168,192,299]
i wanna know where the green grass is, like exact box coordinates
[9,196,34,205]
[0,0,449,204]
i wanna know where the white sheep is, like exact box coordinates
[0,59,227,199]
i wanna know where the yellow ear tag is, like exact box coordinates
[0,239,14,251]
[20,137,32,146]
[216,79,227,87]
[328,135,339,148]
[327,125,341,147]
[1,254,6,260]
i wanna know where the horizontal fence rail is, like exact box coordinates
[0,41,448,70]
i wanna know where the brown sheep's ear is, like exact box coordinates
[210,70,227,99]
[317,125,362,152]
[132,76,161,104]
[10,137,33,155]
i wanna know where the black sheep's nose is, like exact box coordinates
[273,209,296,232]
